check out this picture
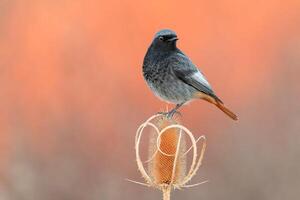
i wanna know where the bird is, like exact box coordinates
[142,29,238,120]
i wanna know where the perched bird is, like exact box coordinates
[142,29,238,120]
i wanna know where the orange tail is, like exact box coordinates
[215,102,238,120]
[196,93,238,120]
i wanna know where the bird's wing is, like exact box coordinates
[170,52,223,103]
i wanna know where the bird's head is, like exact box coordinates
[151,29,178,51]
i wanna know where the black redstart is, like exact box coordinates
[142,29,238,120]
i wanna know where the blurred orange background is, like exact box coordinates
[0,0,300,199]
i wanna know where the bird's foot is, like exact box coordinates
[157,111,169,116]
[157,110,181,119]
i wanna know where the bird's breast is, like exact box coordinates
[144,66,196,104]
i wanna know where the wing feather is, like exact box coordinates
[170,53,223,103]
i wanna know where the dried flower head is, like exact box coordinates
[128,114,207,200]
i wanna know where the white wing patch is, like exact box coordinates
[192,70,211,88]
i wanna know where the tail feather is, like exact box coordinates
[215,101,238,121]
[194,92,238,120]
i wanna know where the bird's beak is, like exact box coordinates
[167,37,179,42]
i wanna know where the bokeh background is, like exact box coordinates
[0,0,300,199]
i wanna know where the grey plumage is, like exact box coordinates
[143,29,237,120]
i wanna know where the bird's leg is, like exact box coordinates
[166,103,184,119]
[157,103,184,118]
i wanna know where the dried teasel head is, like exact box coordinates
[129,114,207,199]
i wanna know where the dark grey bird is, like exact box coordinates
[142,29,238,120]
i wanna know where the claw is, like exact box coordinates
[157,111,175,119]
[157,103,184,119]
[157,111,169,116]
[166,110,181,119]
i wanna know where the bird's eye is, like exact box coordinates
[159,36,164,41]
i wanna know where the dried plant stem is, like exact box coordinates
[162,187,171,200]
